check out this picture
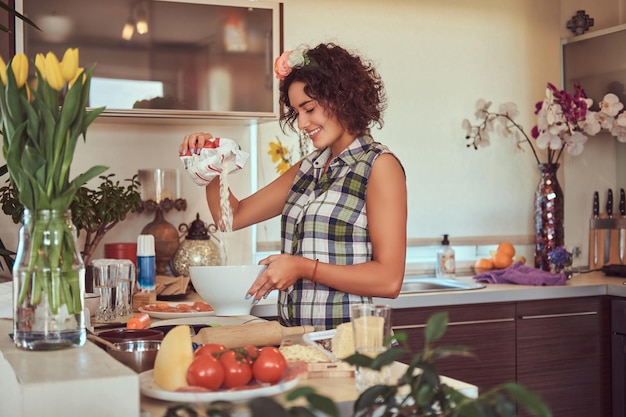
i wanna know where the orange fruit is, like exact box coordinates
[492,252,514,269]
[496,242,516,258]
[474,258,494,272]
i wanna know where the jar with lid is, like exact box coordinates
[172,213,224,277]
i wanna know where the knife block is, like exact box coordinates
[588,215,626,268]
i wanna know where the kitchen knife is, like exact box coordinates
[593,191,599,265]
[606,189,613,263]
[619,188,626,264]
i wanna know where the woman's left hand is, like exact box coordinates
[246,254,306,302]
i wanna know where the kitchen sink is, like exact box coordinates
[400,277,485,293]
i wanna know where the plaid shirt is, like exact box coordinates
[277,135,391,330]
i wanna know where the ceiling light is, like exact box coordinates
[136,18,148,35]
[121,18,135,41]
[37,15,74,43]
[135,6,149,35]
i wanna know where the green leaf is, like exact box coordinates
[305,393,339,417]
[285,386,316,401]
[0,2,41,31]
[343,352,374,368]
[285,406,317,417]
[424,311,448,342]
[497,382,552,417]
[248,397,288,417]
[370,347,405,369]
[353,384,392,414]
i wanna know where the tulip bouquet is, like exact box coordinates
[1,48,106,319]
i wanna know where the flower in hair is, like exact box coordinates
[274,49,309,80]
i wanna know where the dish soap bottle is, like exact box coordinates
[436,234,456,278]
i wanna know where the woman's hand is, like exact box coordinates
[179,132,214,156]
[246,254,308,303]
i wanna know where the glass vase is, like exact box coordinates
[534,163,564,271]
[13,209,86,350]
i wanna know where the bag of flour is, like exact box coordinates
[180,137,249,186]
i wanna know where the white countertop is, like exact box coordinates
[2,270,622,417]
[250,271,626,316]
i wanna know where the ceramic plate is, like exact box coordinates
[139,302,216,319]
[139,369,299,403]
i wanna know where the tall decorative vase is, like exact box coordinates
[13,209,86,350]
[534,163,564,271]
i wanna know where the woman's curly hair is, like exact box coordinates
[278,43,387,137]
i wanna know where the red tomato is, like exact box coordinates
[186,354,225,390]
[219,350,253,388]
[252,346,287,384]
[242,345,259,364]
[195,343,227,357]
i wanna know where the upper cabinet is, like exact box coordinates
[17,0,283,119]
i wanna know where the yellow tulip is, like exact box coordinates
[44,52,65,90]
[60,48,79,82]
[0,55,6,85]
[35,53,46,80]
[11,53,28,88]
[69,67,85,89]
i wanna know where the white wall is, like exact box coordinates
[259,0,562,244]
[2,0,625,272]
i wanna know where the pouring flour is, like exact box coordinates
[180,137,249,265]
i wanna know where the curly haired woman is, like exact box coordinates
[180,43,407,330]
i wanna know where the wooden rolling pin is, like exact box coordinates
[191,321,315,348]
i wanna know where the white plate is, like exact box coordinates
[139,369,299,403]
[139,302,216,319]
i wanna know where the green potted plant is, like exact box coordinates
[0,173,142,267]
[164,312,551,417]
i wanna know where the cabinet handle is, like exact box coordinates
[393,318,514,330]
[519,311,597,320]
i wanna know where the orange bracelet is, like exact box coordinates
[311,259,319,284]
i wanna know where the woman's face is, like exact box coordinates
[288,81,354,153]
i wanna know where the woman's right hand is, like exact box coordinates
[179,132,214,156]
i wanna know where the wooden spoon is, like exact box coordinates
[86,331,120,351]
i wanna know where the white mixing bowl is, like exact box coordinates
[189,265,267,316]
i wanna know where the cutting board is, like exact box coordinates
[303,362,354,379]
[191,321,315,348]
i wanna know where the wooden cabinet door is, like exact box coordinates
[392,303,516,392]
[516,297,611,417]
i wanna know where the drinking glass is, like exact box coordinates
[351,304,392,392]
[91,259,118,322]
[114,259,136,317]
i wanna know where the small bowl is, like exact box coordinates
[106,340,161,373]
[97,328,164,344]
[84,292,100,317]
[190,265,267,316]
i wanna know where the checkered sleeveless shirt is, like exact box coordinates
[277,135,391,330]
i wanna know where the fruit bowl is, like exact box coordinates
[189,265,267,316]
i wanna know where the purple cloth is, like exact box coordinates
[473,261,567,286]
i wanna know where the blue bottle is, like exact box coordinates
[137,234,156,293]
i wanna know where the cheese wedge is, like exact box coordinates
[331,322,354,359]
[152,325,194,391]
